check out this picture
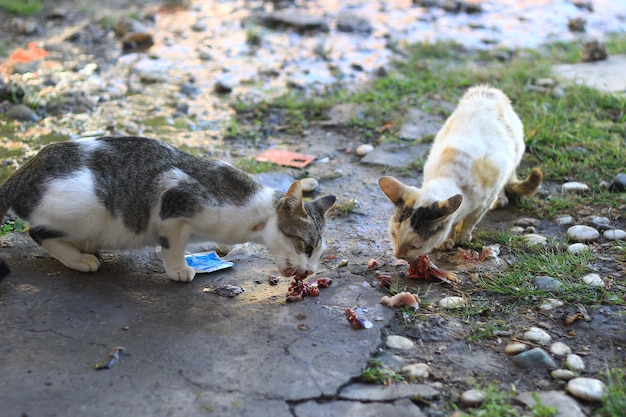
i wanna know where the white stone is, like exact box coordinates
[556,215,575,225]
[551,369,576,381]
[510,226,525,234]
[386,335,414,350]
[299,177,319,192]
[438,296,466,309]
[460,389,486,406]
[567,243,590,255]
[604,229,626,241]
[504,342,528,355]
[566,354,585,371]
[401,363,430,379]
[539,298,564,311]
[355,144,374,156]
[581,273,604,287]
[566,378,606,402]
[523,327,552,344]
[523,233,547,246]
[567,225,600,242]
[562,181,589,192]
[550,342,572,357]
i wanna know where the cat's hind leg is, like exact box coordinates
[158,219,196,282]
[30,227,101,272]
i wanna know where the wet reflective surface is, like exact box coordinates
[0,0,625,169]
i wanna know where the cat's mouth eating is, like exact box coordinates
[279,261,309,278]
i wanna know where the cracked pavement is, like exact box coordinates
[1,219,428,416]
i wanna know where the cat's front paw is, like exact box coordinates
[436,239,456,251]
[67,254,101,272]
[168,266,196,282]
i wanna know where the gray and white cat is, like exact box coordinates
[0,136,336,282]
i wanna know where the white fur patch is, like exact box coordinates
[30,168,155,250]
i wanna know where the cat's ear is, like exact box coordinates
[281,181,307,215]
[426,194,462,221]
[312,195,336,217]
[378,176,408,205]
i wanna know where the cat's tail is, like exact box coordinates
[503,167,543,205]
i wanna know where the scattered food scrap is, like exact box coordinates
[407,255,458,284]
[345,308,373,329]
[378,274,393,288]
[286,276,333,303]
[94,346,125,370]
[268,275,280,286]
[565,303,592,324]
[456,245,501,263]
[210,285,245,297]
[380,292,420,310]
[367,258,380,268]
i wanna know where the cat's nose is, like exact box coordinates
[394,248,408,260]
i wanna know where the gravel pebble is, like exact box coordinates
[511,347,557,369]
[550,341,572,357]
[355,144,374,156]
[299,177,319,192]
[562,181,589,192]
[567,243,590,254]
[401,363,430,379]
[522,233,547,246]
[609,173,626,192]
[556,215,574,225]
[504,342,528,355]
[460,389,486,406]
[566,354,585,371]
[567,225,600,242]
[523,327,552,344]
[566,377,606,402]
[551,369,576,381]
[603,229,626,240]
[581,273,604,287]
[386,335,414,350]
[438,296,466,308]
[533,276,561,291]
[539,298,564,311]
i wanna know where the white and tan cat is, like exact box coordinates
[379,85,542,260]
[0,136,336,282]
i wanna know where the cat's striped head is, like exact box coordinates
[378,176,461,260]
[264,181,336,278]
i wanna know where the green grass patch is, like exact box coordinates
[361,358,404,385]
[0,0,42,15]
[476,246,624,306]
[598,368,626,417]
[1,217,28,236]
[235,157,275,174]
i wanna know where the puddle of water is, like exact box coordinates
[1,0,625,179]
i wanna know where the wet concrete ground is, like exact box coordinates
[0,148,406,417]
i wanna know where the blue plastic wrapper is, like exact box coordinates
[185,251,234,273]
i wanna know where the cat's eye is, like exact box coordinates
[305,244,314,257]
